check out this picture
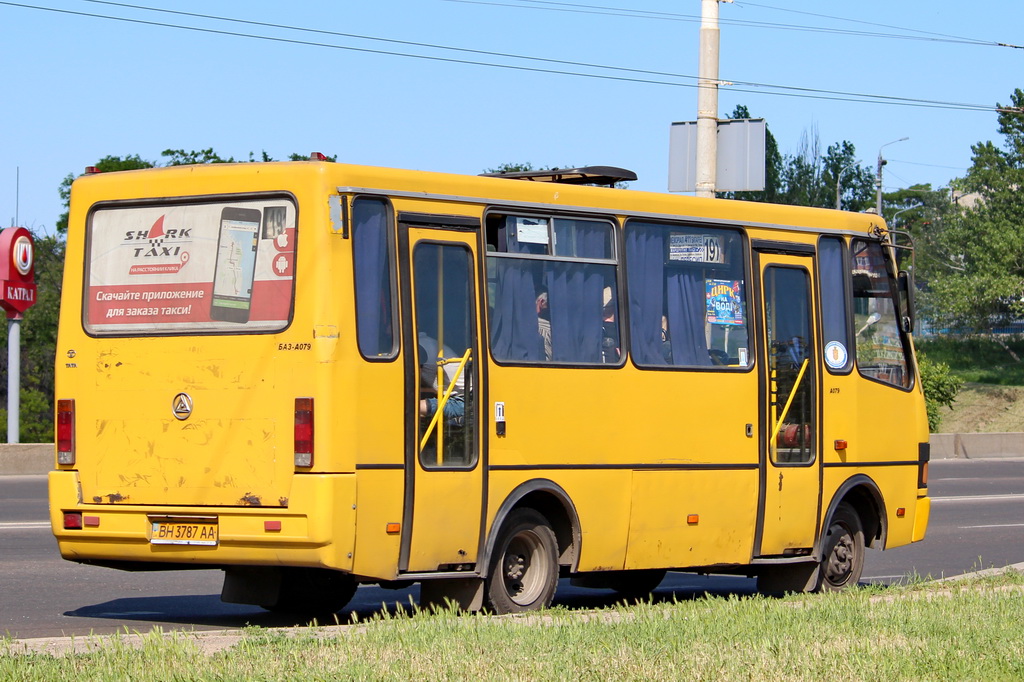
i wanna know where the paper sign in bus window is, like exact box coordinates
[706,279,744,326]
[669,233,725,264]
[515,217,550,246]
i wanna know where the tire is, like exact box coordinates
[262,567,357,616]
[485,508,559,614]
[757,502,866,595]
[816,502,865,592]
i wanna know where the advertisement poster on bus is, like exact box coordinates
[85,198,296,334]
[705,279,744,326]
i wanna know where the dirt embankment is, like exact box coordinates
[938,383,1024,433]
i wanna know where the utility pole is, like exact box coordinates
[695,0,728,198]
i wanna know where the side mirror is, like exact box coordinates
[898,270,916,333]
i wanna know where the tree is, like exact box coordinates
[484,162,537,174]
[914,88,1024,330]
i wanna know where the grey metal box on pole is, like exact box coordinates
[668,118,767,194]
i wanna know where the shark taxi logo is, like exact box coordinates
[125,215,193,275]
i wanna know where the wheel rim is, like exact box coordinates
[823,523,857,587]
[501,529,547,606]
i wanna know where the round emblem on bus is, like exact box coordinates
[13,235,33,276]
[172,393,194,420]
[824,341,848,370]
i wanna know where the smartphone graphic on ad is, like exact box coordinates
[211,207,261,323]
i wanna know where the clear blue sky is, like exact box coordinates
[2,0,1022,234]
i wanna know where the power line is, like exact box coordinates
[446,0,1018,49]
[68,0,1010,113]
[735,1,1024,50]
[0,0,1016,115]
[888,159,969,171]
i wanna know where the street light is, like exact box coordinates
[835,161,860,210]
[890,205,917,227]
[875,137,909,217]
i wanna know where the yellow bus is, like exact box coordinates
[50,159,930,614]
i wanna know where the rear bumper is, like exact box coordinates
[48,471,357,571]
[912,495,930,543]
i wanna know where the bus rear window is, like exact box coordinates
[84,197,297,335]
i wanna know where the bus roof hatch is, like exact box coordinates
[479,166,636,187]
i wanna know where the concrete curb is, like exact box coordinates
[4,434,1022,476]
[928,433,1024,460]
[0,444,52,475]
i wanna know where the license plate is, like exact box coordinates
[150,518,218,546]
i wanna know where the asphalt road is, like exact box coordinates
[3,458,1022,640]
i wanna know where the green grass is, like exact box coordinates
[4,574,1024,680]
[917,336,1024,385]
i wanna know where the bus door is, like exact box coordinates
[754,248,821,557]
[399,221,484,574]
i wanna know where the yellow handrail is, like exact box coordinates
[770,358,810,446]
[419,348,472,455]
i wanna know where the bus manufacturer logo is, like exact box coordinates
[172,393,193,420]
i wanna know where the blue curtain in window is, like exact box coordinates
[352,200,393,356]
[666,268,713,366]
[489,257,545,362]
[819,238,849,351]
[546,221,605,362]
[626,225,669,365]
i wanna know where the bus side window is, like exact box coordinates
[625,221,750,369]
[486,214,619,365]
[352,197,398,359]
[819,237,853,374]
[851,239,911,388]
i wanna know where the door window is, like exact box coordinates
[764,266,815,464]
[413,242,477,468]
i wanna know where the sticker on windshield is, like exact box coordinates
[824,341,849,370]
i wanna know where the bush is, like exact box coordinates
[918,351,963,432]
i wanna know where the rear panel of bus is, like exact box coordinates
[50,163,366,573]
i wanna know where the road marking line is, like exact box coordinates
[931,494,1024,503]
[957,523,1024,529]
[0,521,51,530]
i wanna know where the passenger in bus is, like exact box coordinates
[601,287,620,363]
[417,333,466,426]
[660,315,673,363]
[536,291,552,360]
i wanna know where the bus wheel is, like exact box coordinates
[486,509,559,614]
[264,567,357,616]
[818,502,865,592]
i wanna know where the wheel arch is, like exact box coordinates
[819,474,887,555]
[482,479,581,573]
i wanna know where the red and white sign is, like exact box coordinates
[0,227,36,318]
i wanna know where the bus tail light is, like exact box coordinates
[57,399,76,465]
[294,398,314,467]
[63,512,82,529]
[918,442,930,489]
